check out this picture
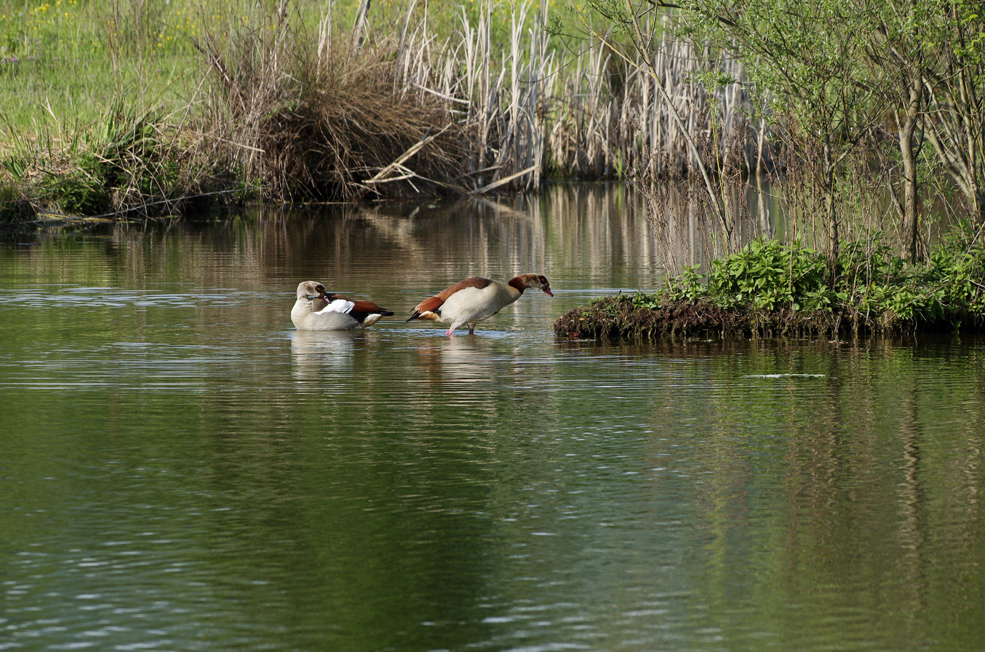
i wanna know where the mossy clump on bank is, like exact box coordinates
[554,228,985,341]
[552,294,849,340]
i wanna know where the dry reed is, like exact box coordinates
[194,1,464,202]
[194,0,764,203]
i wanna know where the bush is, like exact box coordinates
[196,7,464,202]
[649,226,985,333]
[706,238,836,311]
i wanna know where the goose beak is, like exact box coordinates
[544,288,554,297]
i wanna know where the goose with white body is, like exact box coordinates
[291,281,393,331]
[406,274,553,336]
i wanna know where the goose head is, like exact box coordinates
[521,274,553,297]
[296,281,327,301]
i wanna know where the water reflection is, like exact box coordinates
[418,333,499,383]
[290,329,358,379]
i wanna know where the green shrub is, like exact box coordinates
[652,225,985,329]
[704,238,836,311]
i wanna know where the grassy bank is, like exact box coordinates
[554,226,985,341]
[1,0,769,226]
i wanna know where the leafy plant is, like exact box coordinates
[661,264,704,302]
[631,291,663,310]
[653,225,985,331]
[704,238,832,311]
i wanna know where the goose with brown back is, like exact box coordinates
[291,281,394,331]
[407,274,553,336]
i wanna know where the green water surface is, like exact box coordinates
[2,189,984,651]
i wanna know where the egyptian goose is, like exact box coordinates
[291,281,393,330]
[407,274,553,336]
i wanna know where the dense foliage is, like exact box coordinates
[654,226,985,329]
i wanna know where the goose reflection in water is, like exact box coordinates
[290,329,358,380]
[415,334,499,384]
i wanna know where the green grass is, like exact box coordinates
[1,0,193,130]
[0,0,564,139]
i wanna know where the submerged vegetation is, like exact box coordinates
[554,223,985,340]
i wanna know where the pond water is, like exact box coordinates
[2,186,984,651]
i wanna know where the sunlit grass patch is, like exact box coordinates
[0,0,202,134]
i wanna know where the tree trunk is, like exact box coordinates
[898,67,921,262]
[822,141,839,285]
[922,2,985,225]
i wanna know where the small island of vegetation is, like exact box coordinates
[545,0,985,341]
[553,229,985,340]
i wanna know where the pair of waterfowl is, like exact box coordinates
[291,274,553,336]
